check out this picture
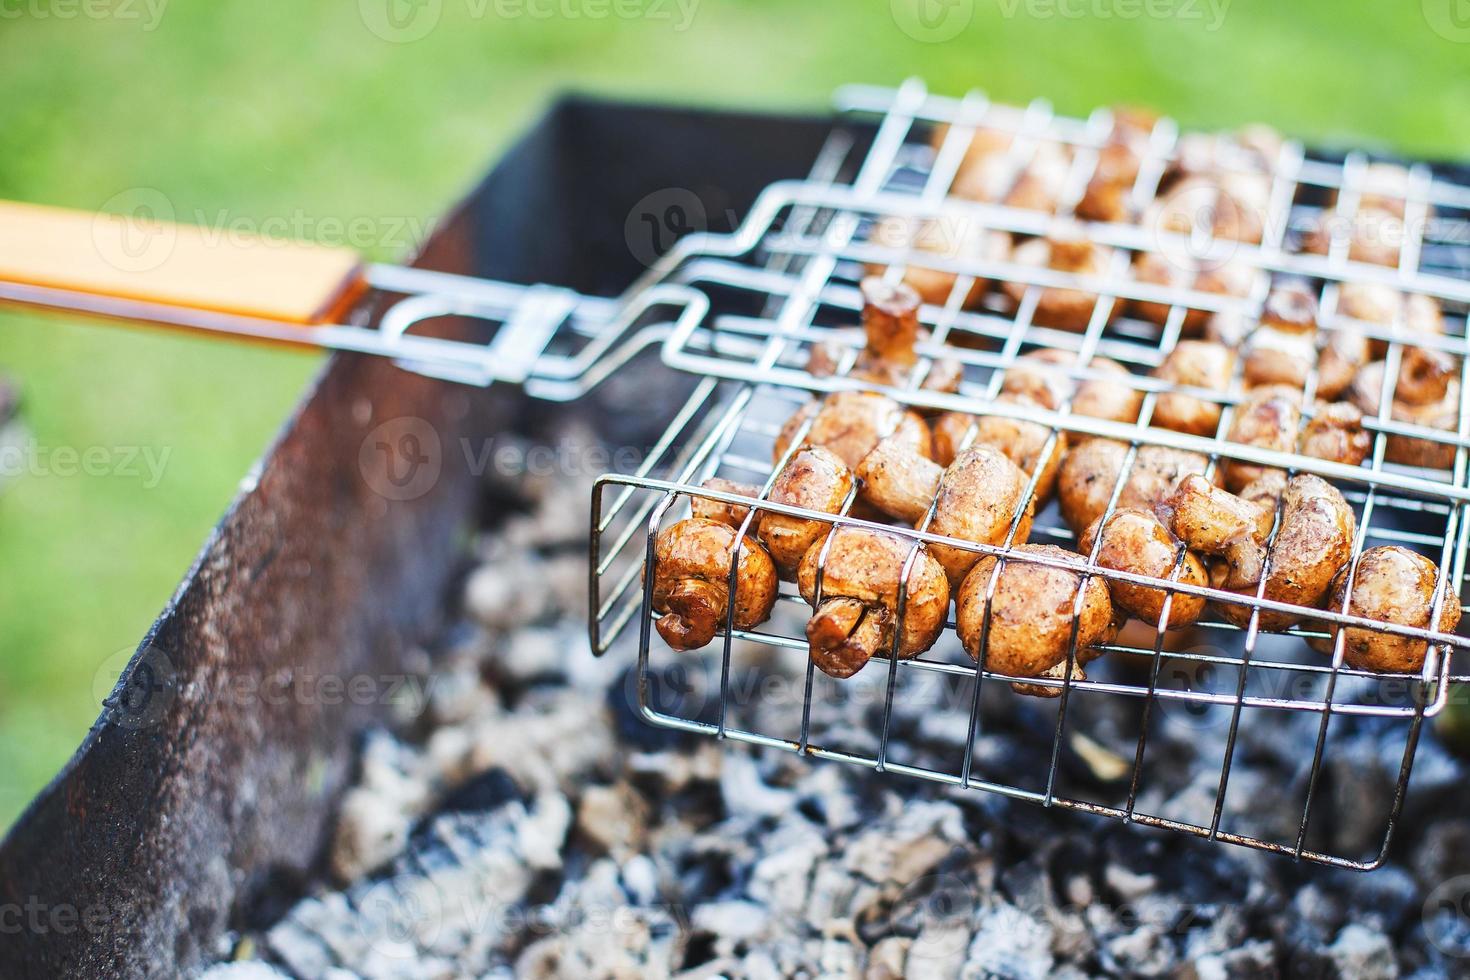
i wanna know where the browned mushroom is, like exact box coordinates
[856,442,1035,587]
[1131,254,1256,333]
[1303,206,1407,267]
[1079,508,1207,629]
[692,478,761,529]
[1299,401,1371,468]
[796,527,950,678]
[1348,355,1461,469]
[774,391,932,471]
[867,215,1008,309]
[955,544,1115,697]
[1221,385,1302,492]
[1312,546,1461,673]
[651,518,779,651]
[929,392,1066,503]
[756,447,854,577]
[1316,329,1371,401]
[1003,231,1116,332]
[999,349,1144,430]
[807,278,965,398]
[1152,340,1235,436]
[1003,142,1073,214]
[936,125,1016,203]
[1242,284,1319,391]
[1337,285,1444,360]
[1170,474,1355,630]
[1057,438,1213,535]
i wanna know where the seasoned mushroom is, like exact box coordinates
[1172,474,1355,630]
[1079,508,1207,629]
[867,215,1009,308]
[930,396,1065,502]
[1221,385,1301,492]
[1303,206,1406,267]
[1299,401,1371,468]
[955,544,1115,697]
[857,442,1035,587]
[1057,439,1213,536]
[1003,231,1116,332]
[757,447,854,577]
[1130,253,1255,332]
[1313,546,1461,673]
[796,527,950,678]
[936,125,1016,202]
[774,391,932,470]
[999,349,1144,429]
[1338,285,1444,359]
[1162,473,1273,558]
[651,518,779,651]
[692,478,761,529]
[1316,329,1371,401]
[1241,284,1319,390]
[1348,356,1460,469]
[808,277,965,396]
[1003,142,1073,214]
[1152,340,1235,436]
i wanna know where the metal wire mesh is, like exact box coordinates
[589,79,1470,868]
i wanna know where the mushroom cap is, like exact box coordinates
[1349,361,1459,469]
[774,391,932,470]
[796,526,949,659]
[652,518,778,650]
[1316,545,1461,673]
[759,447,854,576]
[955,544,1114,681]
[1152,340,1235,437]
[998,349,1143,428]
[1214,474,1355,631]
[1057,439,1212,535]
[1079,508,1207,629]
[927,445,1036,587]
[1222,385,1302,492]
[1003,236,1112,332]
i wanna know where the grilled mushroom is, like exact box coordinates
[1303,206,1407,267]
[857,441,1035,587]
[1152,340,1235,436]
[1079,508,1207,629]
[1057,439,1212,535]
[796,527,949,678]
[929,395,1065,502]
[807,278,965,397]
[1337,285,1444,360]
[1003,231,1116,332]
[1299,401,1371,468]
[1005,349,1144,428]
[1003,142,1073,214]
[774,391,932,471]
[955,544,1115,698]
[652,518,779,651]
[1170,474,1355,630]
[1241,284,1319,391]
[1131,254,1256,332]
[1221,385,1301,492]
[1348,353,1460,469]
[757,446,854,577]
[1312,546,1460,673]
[867,215,1008,308]
[692,478,761,529]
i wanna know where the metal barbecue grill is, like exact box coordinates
[586,80,1470,870]
[6,79,1470,891]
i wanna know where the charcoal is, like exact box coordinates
[213,425,1470,979]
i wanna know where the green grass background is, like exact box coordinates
[2,0,1469,829]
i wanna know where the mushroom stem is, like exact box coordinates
[807,599,890,678]
[655,578,726,650]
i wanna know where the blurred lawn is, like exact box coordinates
[2,0,1469,829]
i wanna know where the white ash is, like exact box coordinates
[200,438,1470,980]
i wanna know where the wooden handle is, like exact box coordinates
[0,200,366,326]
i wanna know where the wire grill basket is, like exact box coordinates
[589,80,1470,869]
